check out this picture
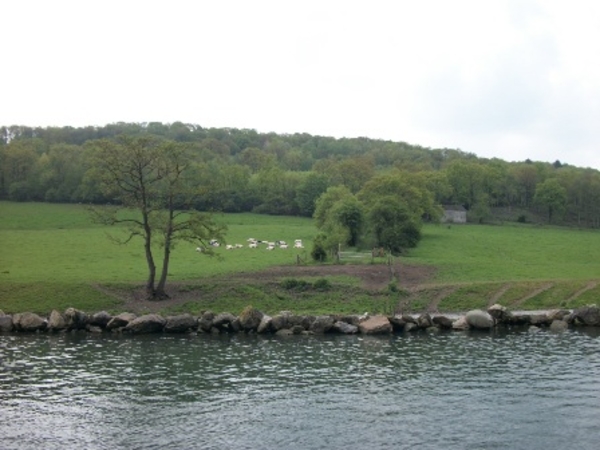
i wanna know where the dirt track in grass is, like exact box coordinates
[115,263,438,314]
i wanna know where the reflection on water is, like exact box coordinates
[1,329,600,449]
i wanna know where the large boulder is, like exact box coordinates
[124,314,166,334]
[547,309,571,321]
[198,311,216,332]
[530,314,551,327]
[339,315,361,327]
[416,313,433,329]
[310,315,335,334]
[238,306,264,332]
[571,305,600,326]
[164,314,198,333]
[432,315,454,329]
[271,311,293,331]
[257,315,273,334]
[452,316,469,330]
[48,310,67,331]
[212,313,238,332]
[89,311,113,328]
[358,315,392,335]
[14,312,47,332]
[0,314,14,332]
[332,320,358,334]
[465,310,494,329]
[388,315,406,332]
[549,320,569,332]
[487,304,511,323]
[106,312,137,330]
[64,307,88,330]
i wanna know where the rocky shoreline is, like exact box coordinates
[2,304,600,336]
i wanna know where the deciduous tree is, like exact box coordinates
[87,135,226,300]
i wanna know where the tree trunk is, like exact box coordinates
[156,244,171,300]
[143,220,157,299]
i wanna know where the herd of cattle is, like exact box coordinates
[196,239,303,252]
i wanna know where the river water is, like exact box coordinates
[1,328,599,450]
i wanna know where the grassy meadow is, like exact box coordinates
[1,201,599,315]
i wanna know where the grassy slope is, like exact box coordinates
[1,202,599,315]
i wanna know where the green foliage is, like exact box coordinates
[534,178,567,223]
[3,122,600,232]
[296,172,329,217]
[281,278,311,291]
[311,233,328,262]
[366,196,422,254]
[313,278,332,291]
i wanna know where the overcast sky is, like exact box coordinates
[2,0,600,169]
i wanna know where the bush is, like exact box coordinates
[281,278,311,291]
[311,235,328,262]
[313,278,331,291]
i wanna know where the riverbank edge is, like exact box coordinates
[2,304,600,336]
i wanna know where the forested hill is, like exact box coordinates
[1,122,599,228]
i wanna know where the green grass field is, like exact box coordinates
[1,201,599,315]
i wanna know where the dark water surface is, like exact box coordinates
[1,329,599,449]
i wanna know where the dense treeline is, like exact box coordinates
[2,121,600,228]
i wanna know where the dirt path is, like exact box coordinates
[426,286,460,314]
[565,281,598,304]
[509,282,554,308]
[487,283,513,308]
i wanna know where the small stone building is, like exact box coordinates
[442,205,467,223]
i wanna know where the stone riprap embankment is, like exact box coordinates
[1,304,600,336]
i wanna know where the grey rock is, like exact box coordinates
[198,311,215,332]
[48,310,67,331]
[271,312,292,331]
[465,310,494,329]
[0,314,13,332]
[64,307,88,330]
[572,305,600,326]
[332,320,359,334]
[310,315,335,334]
[124,314,166,334]
[547,309,571,321]
[416,313,433,329]
[452,316,469,330]
[432,315,454,329]
[14,312,47,332]
[213,312,238,332]
[388,315,406,332]
[549,320,569,332]
[238,307,264,332]
[530,314,551,327]
[164,314,198,333]
[89,311,113,328]
[405,322,419,332]
[257,315,273,334]
[106,312,137,330]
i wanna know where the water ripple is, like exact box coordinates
[1,329,599,449]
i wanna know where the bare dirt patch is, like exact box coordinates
[109,263,437,315]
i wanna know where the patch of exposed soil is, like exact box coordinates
[107,263,437,315]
